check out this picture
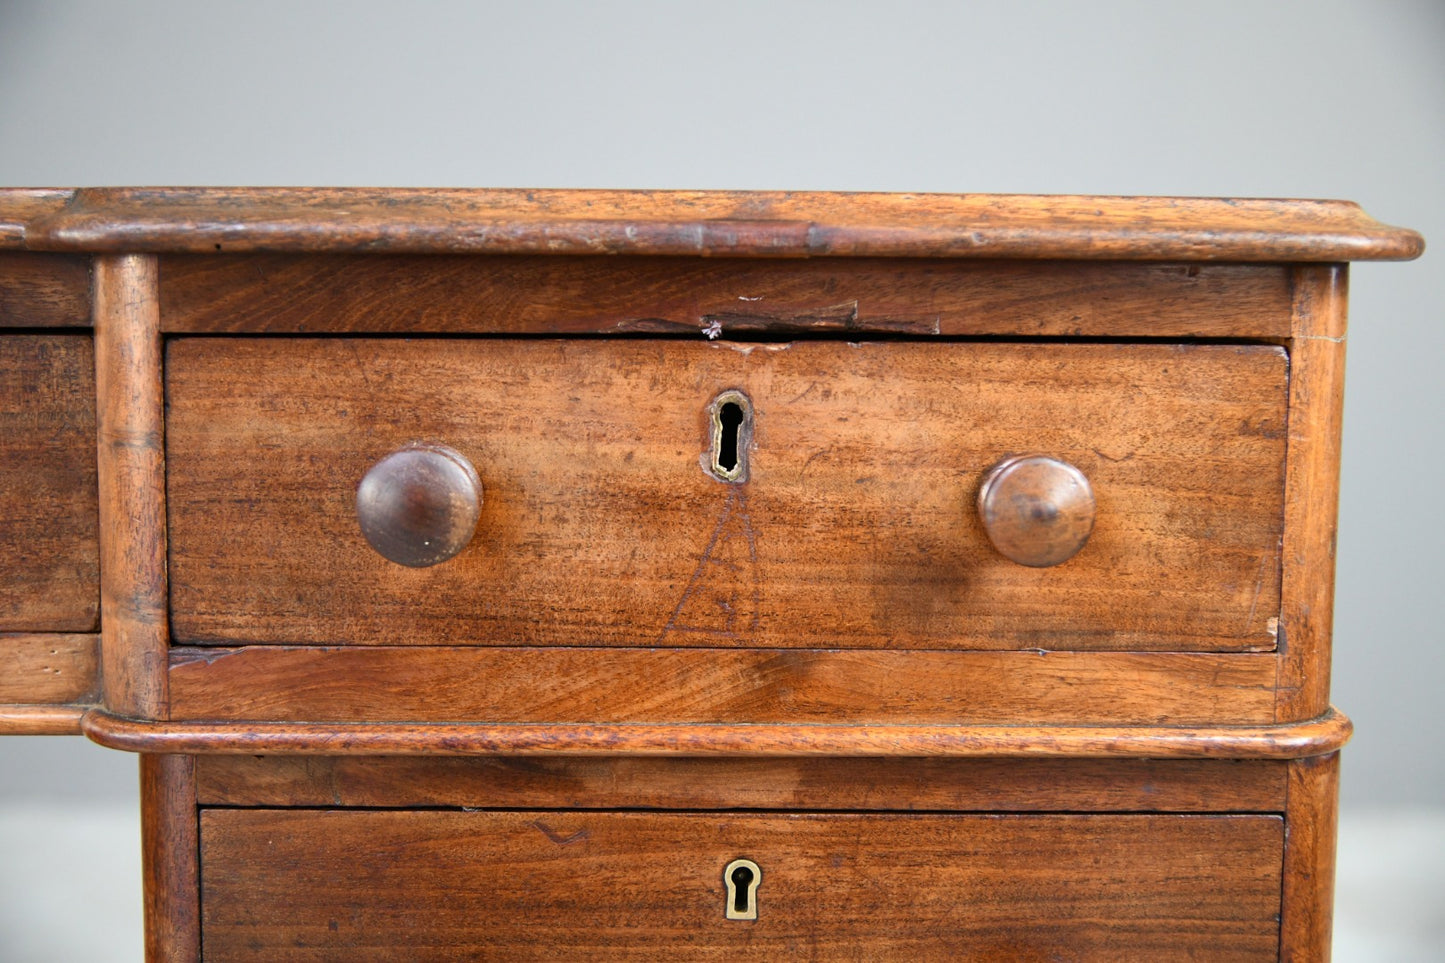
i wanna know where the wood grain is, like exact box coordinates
[142,755,199,963]
[1282,752,1341,962]
[94,255,169,718]
[0,253,90,327]
[0,335,98,630]
[977,454,1095,567]
[166,645,1279,727]
[81,707,1353,758]
[27,187,1423,260]
[200,809,1283,961]
[1278,265,1347,722]
[0,633,99,704]
[355,444,482,568]
[193,754,1289,812]
[0,704,86,734]
[0,188,74,250]
[158,253,1298,338]
[167,339,1288,653]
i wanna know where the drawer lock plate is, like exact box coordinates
[723,857,761,920]
[706,390,753,483]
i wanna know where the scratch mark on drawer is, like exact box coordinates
[658,488,760,644]
[532,819,589,846]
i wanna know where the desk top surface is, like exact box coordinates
[0,187,1423,261]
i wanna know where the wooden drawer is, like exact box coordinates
[0,334,98,631]
[4,189,1422,962]
[199,809,1283,961]
[167,337,1286,653]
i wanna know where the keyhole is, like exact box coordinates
[707,390,752,483]
[730,865,753,913]
[718,403,743,473]
[723,857,760,920]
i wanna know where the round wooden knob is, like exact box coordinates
[978,455,1095,567]
[356,444,482,567]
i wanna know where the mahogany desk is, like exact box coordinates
[0,188,1424,960]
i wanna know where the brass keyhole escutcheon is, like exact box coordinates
[705,390,753,483]
[723,858,761,920]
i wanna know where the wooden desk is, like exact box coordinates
[0,188,1423,960]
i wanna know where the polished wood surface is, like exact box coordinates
[141,755,199,963]
[1282,752,1342,962]
[356,444,482,568]
[978,454,1095,567]
[200,809,1284,961]
[1277,265,1348,723]
[0,188,73,248]
[0,334,98,631]
[81,706,1353,758]
[18,187,1422,260]
[0,190,1414,962]
[167,339,1287,653]
[165,646,1279,726]
[193,755,1289,812]
[0,704,89,734]
[94,254,169,717]
[0,253,91,327]
[159,254,1300,339]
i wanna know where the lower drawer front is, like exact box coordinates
[200,810,1282,961]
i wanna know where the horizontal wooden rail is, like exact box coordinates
[83,708,1352,759]
[1,704,91,735]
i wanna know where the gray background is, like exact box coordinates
[1,1,1441,958]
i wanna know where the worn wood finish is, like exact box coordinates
[0,188,74,249]
[4,190,1411,961]
[26,188,1423,260]
[1278,266,1347,723]
[81,706,1352,759]
[0,704,87,734]
[1282,752,1341,962]
[141,755,199,963]
[978,454,1096,567]
[166,645,1279,727]
[167,339,1288,653]
[159,253,1301,339]
[194,754,1289,812]
[0,253,91,327]
[0,633,99,704]
[94,254,169,718]
[200,809,1283,961]
[356,444,482,568]
[0,335,99,630]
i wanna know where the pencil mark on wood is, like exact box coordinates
[532,819,589,846]
[658,487,760,644]
[1243,548,1273,637]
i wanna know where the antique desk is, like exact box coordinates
[0,189,1423,960]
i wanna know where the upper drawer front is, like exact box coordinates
[167,338,1286,651]
[200,809,1283,961]
[0,335,98,631]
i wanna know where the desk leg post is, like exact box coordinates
[1277,264,1347,723]
[94,252,169,719]
[1281,750,1340,962]
[142,754,199,963]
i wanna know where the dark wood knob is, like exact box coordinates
[356,444,482,567]
[978,455,1095,567]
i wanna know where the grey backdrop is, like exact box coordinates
[1,0,1441,805]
